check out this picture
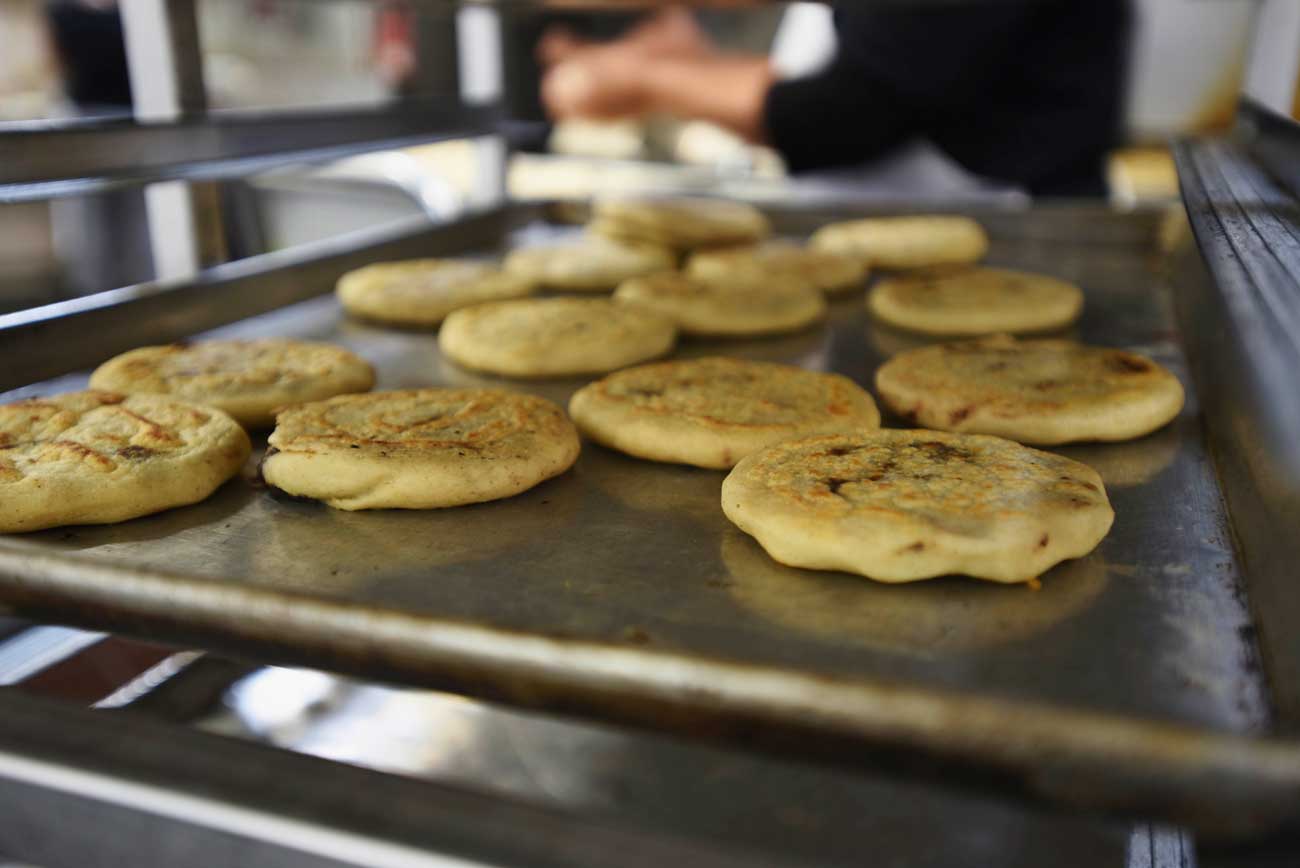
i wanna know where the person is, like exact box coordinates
[540,2,1131,197]
[46,0,133,110]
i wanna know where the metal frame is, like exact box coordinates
[3,532,1300,842]
[0,201,1294,847]
[119,0,222,279]
[1,1,1300,866]
[1234,97,1300,205]
[0,205,521,393]
[0,688,775,868]
[0,104,500,204]
[1172,136,1300,733]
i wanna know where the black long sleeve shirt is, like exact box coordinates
[764,1,1131,196]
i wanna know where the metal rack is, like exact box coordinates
[0,103,500,203]
[2,2,1300,867]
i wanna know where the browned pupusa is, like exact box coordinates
[336,259,534,326]
[569,357,880,469]
[439,297,676,378]
[90,339,375,429]
[504,235,674,292]
[262,388,579,510]
[867,266,1083,336]
[613,271,825,338]
[874,335,1185,444]
[590,197,770,249]
[810,215,988,269]
[722,429,1113,584]
[687,241,867,295]
[0,390,250,532]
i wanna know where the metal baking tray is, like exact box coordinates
[2,201,1298,839]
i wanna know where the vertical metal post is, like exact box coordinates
[456,5,507,208]
[120,0,227,280]
[1243,0,1300,115]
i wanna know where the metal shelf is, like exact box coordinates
[3,201,1299,844]
[0,687,769,868]
[0,206,522,394]
[1236,97,1300,206]
[1172,135,1300,734]
[0,103,500,204]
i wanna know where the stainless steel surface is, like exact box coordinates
[0,689,772,868]
[1130,825,1197,868]
[0,625,104,685]
[0,103,499,204]
[0,204,1292,837]
[104,655,1194,868]
[1172,138,1300,731]
[183,665,1133,868]
[120,0,208,119]
[239,174,431,252]
[0,206,525,393]
[1236,97,1300,205]
[56,650,1180,867]
[1241,0,1300,116]
[121,0,228,277]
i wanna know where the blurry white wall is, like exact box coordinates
[198,0,387,110]
[1242,0,1300,113]
[1126,0,1256,137]
[0,0,58,119]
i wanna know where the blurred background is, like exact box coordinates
[0,0,1284,315]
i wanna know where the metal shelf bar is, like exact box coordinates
[0,205,525,394]
[0,689,768,868]
[1172,137,1300,733]
[1236,97,1300,206]
[0,103,500,204]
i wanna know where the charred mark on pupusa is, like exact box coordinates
[825,477,850,496]
[949,405,975,424]
[916,441,971,463]
[255,446,280,480]
[867,459,896,481]
[1059,474,1100,493]
[823,459,896,495]
[1107,354,1151,374]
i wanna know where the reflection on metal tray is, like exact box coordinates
[191,664,1134,868]
[0,203,1295,839]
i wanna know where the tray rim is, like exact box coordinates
[0,540,1296,840]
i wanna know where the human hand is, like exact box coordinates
[540,6,771,143]
[540,7,715,120]
[538,7,710,69]
[542,45,656,120]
